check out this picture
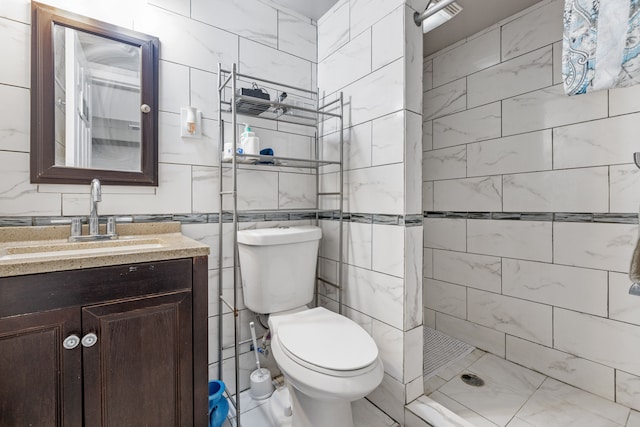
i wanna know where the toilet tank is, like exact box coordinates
[237,226,322,314]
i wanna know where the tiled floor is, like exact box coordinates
[221,386,399,427]
[423,349,640,427]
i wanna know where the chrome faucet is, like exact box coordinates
[89,178,102,235]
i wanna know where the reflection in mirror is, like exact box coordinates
[53,25,142,172]
[31,2,159,185]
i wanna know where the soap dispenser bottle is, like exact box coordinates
[241,123,260,156]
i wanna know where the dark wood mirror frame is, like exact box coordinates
[31,2,159,186]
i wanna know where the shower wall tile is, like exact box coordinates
[610,165,640,213]
[552,41,563,85]
[349,0,404,39]
[158,61,189,114]
[423,59,433,91]
[372,6,403,72]
[318,1,349,61]
[467,130,552,177]
[0,1,30,24]
[468,289,552,346]
[424,278,467,320]
[318,29,372,95]
[405,111,424,215]
[278,172,316,209]
[467,46,553,108]
[405,226,423,330]
[553,222,636,272]
[0,17,29,88]
[434,176,502,212]
[432,102,501,149]
[372,224,404,277]
[372,320,404,381]
[422,181,434,211]
[502,259,608,316]
[405,5,424,116]
[422,120,433,151]
[423,146,467,181]
[372,111,405,167]
[344,122,373,171]
[277,11,316,62]
[368,373,405,424]
[467,220,552,262]
[555,308,640,377]
[423,78,467,121]
[609,82,640,116]
[502,85,608,136]
[0,84,29,152]
[501,0,563,60]
[404,326,424,382]
[432,29,500,88]
[423,218,466,252]
[344,221,373,270]
[502,167,609,213]
[435,312,506,357]
[553,114,640,169]
[432,250,501,293]
[190,69,218,119]
[506,336,615,401]
[609,272,640,326]
[344,163,404,214]
[616,371,640,412]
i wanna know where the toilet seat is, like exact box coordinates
[276,307,378,377]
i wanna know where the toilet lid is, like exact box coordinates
[277,307,379,371]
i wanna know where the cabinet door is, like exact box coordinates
[82,291,193,427]
[0,308,82,427]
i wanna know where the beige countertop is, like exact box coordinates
[0,222,210,278]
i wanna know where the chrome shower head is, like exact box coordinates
[630,283,640,296]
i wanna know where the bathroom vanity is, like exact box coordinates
[0,222,209,426]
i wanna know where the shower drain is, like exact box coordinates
[460,373,484,387]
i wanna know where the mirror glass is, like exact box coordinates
[31,2,159,186]
[53,24,142,172]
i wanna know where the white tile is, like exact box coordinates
[319,219,339,261]
[349,0,404,39]
[553,222,636,272]
[372,6,403,72]
[555,308,640,377]
[501,0,563,61]
[406,396,476,427]
[0,0,30,24]
[278,172,315,209]
[516,378,630,427]
[423,78,466,121]
[368,373,405,423]
[406,375,425,404]
[433,102,501,150]
[424,218,466,252]
[467,130,552,177]
[436,312,506,357]
[159,61,189,113]
[506,335,614,401]
[424,308,436,329]
[372,111,405,167]
[318,29,371,96]
[344,264,404,330]
[424,248,433,279]
[352,397,398,427]
[503,259,607,316]
[0,151,61,216]
[428,391,500,427]
[317,1,349,61]
[372,320,404,382]
[422,120,433,151]
[222,168,278,211]
[148,0,189,16]
[423,181,434,211]
[434,177,502,212]
[630,410,640,427]
[502,167,609,213]
[405,5,424,116]
[344,221,372,270]
[617,371,640,412]
[433,29,500,88]
[468,219,552,262]
[610,272,640,326]
[277,11,316,62]
[433,250,501,293]
[610,165,640,213]
[344,163,404,215]
[0,17,29,88]
[469,46,553,108]
[134,7,238,73]
[405,111,424,215]
[435,348,486,382]
[372,224,404,277]
[159,113,218,166]
[468,289,552,346]
[552,41,562,85]
[424,278,467,319]
[423,146,467,181]
[405,325,423,382]
[192,166,219,213]
[423,59,433,91]
[190,69,218,120]
[239,38,312,92]
[191,0,277,48]
[0,83,29,152]
[609,82,640,116]
[405,226,424,328]
[502,85,608,136]
[554,114,640,169]
[344,121,373,170]
[439,354,545,427]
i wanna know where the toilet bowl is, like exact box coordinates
[268,307,384,427]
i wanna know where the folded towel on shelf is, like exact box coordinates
[563,0,640,95]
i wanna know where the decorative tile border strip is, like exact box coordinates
[424,211,639,224]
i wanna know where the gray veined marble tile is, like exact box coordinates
[318,29,372,96]
[434,176,502,212]
[349,0,404,40]
[371,5,404,72]
[423,217,466,252]
[423,145,467,181]
[317,1,349,61]
[423,78,467,121]
[435,312,506,358]
[0,84,29,152]
[467,219,552,262]
[278,11,316,63]
[609,272,640,327]
[433,250,501,293]
[610,165,640,213]
[423,59,434,91]
[616,370,640,412]
[0,17,29,89]
[433,102,501,149]
[424,278,467,319]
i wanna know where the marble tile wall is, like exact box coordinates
[0,0,318,397]
[318,0,424,423]
[423,0,640,412]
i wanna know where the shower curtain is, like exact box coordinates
[562,0,640,95]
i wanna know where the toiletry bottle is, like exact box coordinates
[241,124,260,156]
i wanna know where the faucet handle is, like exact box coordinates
[70,217,82,237]
[106,217,117,236]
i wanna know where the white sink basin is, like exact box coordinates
[0,237,166,261]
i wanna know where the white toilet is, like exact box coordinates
[237,226,384,427]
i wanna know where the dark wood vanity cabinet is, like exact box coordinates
[0,257,208,427]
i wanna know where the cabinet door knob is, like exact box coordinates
[63,334,80,350]
[81,333,98,348]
